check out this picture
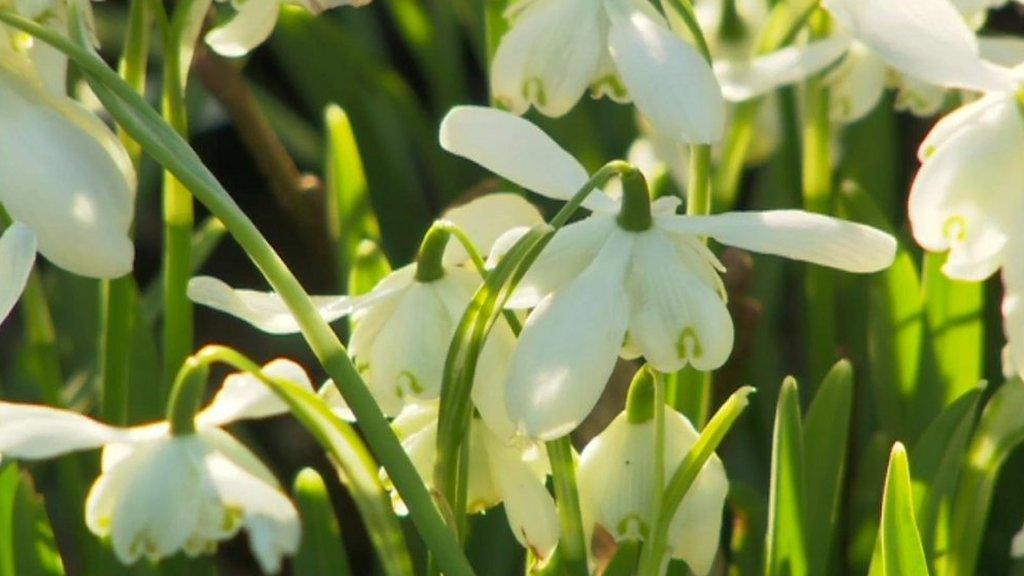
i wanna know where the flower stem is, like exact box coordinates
[100,0,150,425]
[166,356,209,435]
[159,0,194,397]
[7,11,473,573]
[801,9,836,383]
[546,437,588,576]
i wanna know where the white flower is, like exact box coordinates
[578,406,728,576]
[441,106,897,440]
[381,402,560,558]
[908,88,1024,377]
[188,194,541,438]
[203,0,372,58]
[0,24,137,327]
[0,359,311,573]
[490,0,725,143]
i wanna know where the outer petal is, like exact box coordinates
[0,66,135,278]
[505,230,634,441]
[822,0,1016,92]
[0,403,127,459]
[490,0,605,117]
[317,381,357,422]
[507,215,616,309]
[105,438,204,564]
[715,36,851,102]
[657,211,897,274]
[626,230,733,372]
[187,272,408,335]
[471,316,520,442]
[978,35,1024,68]
[205,0,282,58]
[442,193,546,265]
[203,448,300,574]
[199,359,315,427]
[439,106,617,211]
[606,1,725,144]
[481,428,559,557]
[0,223,36,326]
[917,92,1003,161]
[909,94,1024,281]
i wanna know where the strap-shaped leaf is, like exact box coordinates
[874,444,930,576]
[292,468,353,576]
[765,378,808,576]
[0,465,65,576]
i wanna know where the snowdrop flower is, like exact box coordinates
[0,26,136,328]
[578,372,727,575]
[378,401,560,558]
[0,359,310,573]
[908,94,1024,378]
[188,194,541,438]
[490,0,726,143]
[202,0,372,58]
[441,106,897,440]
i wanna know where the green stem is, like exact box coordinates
[100,0,149,425]
[159,0,194,395]
[547,437,588,576]
[637,387,755,575]
[6,11,473,573]
[616,168,653,232]
[166,356,209,435]
[801,10,836,383]
[415,226,452,282]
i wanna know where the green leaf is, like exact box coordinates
[946,380,1024,576]
[873,444,930,576]
[803,361,854,575]
[603,540,641,576]
[922,252,985,407]
[910,384,984,569]
[765,378,808,576]
[0,465,66,576]
[292,468,352,576]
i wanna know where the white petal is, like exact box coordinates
[106,438,204,564]
[894,74,949,118]
[506,231,634,441]
[917,92,1003,161]
[481,428,559,557]
[471,316,520,442]
[978,35,1024,69]
[825,41,888,124]
[823,0,1016,92]
[205,0,282,57]
[626,230,734,372]
[606,2,726,143]
[657,211,897,273]
[1003,254,1024,381]
[0,223,36,326]
[203,447,300,574]
[490,0,605,117]
[177,0,216,86]
[0,67,135,278]
[439,106,618,211]
[0,403,127,459]
[715,36,851,102]
[909,94,1024,280]
[442,193,546,265]
[198,359,314,427]
[368,279,459,401]
[186,274,406,335]
[662,411,728,574]
[507,215,616,309]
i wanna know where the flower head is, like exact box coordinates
[491,0,725,143]
[442,106,896,440]
[0,359,311,573]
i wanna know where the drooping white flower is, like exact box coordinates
[441,106,897,440]
[490,0,726,143]
[188,194,541,438]
[376,402,560,558]
[578,405,728,576]
[202,0,372,58]
[0,22,137,327]
[0,359,311,573]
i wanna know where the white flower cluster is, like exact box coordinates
[0,0,1022,572]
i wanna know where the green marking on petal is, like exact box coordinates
[399,371,424,394]
[677,326,703,361]
[616,514,649,540]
